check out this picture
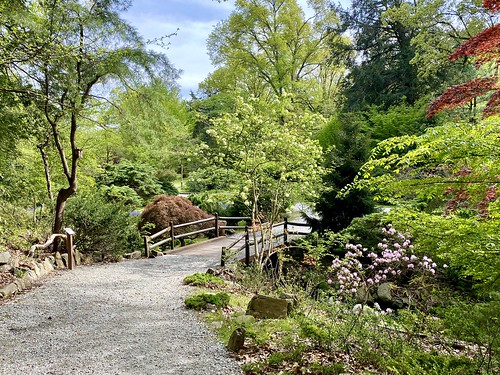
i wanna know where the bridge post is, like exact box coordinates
[244,226,250,266]
[221,246,226,267]
[143,236,150,258]
[215,213,219,237]
[284,217,288,245]
[170,221,175,250]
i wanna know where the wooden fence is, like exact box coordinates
[221,218,310,266]
[143,214,251,258]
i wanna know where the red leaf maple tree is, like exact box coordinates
[427,0,500,118]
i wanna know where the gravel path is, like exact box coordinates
[0,253,243,375]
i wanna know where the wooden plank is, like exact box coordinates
[150,237,172,249]
[174,217,214,229]
[150,226,171,240]
[175,227,215,238]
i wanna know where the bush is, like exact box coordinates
[183,272,225,288]
[184,292,230,310]
[139,195,214,236]
[64,189,141,260]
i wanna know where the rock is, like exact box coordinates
[206,268,217,275]
[54,252,65,268]
[246,294,289,319]
[233,315,256,325]
[377,282,395,302]
[43,259,54,273]
[151,250,163,257]
[74,250,81,266]
[61,254,69,268]
[227,327,246,352]
[356,286,374,304]
[0,251,11,265]
[210,321,224,330]
[0,264,12,273]
[124,251,142,260]
[205,303,217,311]
[0,283,18,298]
[279,293,298,313]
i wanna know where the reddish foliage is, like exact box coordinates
[428,1,500,118]
[483,90,500,117]
[476,185,498,217]
[483,0,500,12]
[139,195,213,236]
[449,24,500,64]
[427,77,498,117]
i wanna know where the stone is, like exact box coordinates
[74,250,82,266]
[124,251,142,260]
[205,303,217,311]
[151,250,163,257]
[279,292,298,312]
[54,252,65,268]
[210,321,224,330]
[227,327,246,352]
[0,264,12,273]
[377,282,395,302]
[61,254,69,268]
[43,259,54,273]
[356,286,374,304]
[0,283,18,298]
[246,294,289,319]
[0,251,11,265]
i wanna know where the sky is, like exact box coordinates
[121,0,329,98]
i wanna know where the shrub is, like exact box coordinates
[64,189,141,260]
[183,272,225,288]
[139,195,214,236]
[184,292,230,310]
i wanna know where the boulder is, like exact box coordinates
[246,294,289,319]
[227,327,246,352]
[377,282,395,303]
[0,251,11,265]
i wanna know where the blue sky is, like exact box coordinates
[122,1,344,97]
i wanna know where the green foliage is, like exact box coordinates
[184,292,230,310]
[385,351,476,375]
[439,299,500,373]
[344,116,500,290]
[96,159,177,204]
[191,95,325,225]
[64,189,141,260]
[183,273,225,288]
[315,113,375,231]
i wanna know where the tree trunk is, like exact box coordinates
[52,186,75,252]
[37,137,53,201]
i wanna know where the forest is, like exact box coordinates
[0,0,499,373]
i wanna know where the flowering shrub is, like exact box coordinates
[329,224,441,296]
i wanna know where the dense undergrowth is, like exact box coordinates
[183,219,500,375]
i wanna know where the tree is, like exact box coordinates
[336,0,422,109]
[189,95,325,264]
[314,114,375,232]
[0,0,173,241]
[206,0,346,112]
[427,0,500,118]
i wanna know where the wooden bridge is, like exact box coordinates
[143,215,311,265]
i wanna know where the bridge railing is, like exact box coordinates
[143,214,251,258]
[221,218,311,266]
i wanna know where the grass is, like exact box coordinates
[182,267,500,375]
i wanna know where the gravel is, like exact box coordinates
[0,254,243,375]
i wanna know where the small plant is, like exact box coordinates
[329,224,439,299]
[184,292,230,310]
[183,272,225,288]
